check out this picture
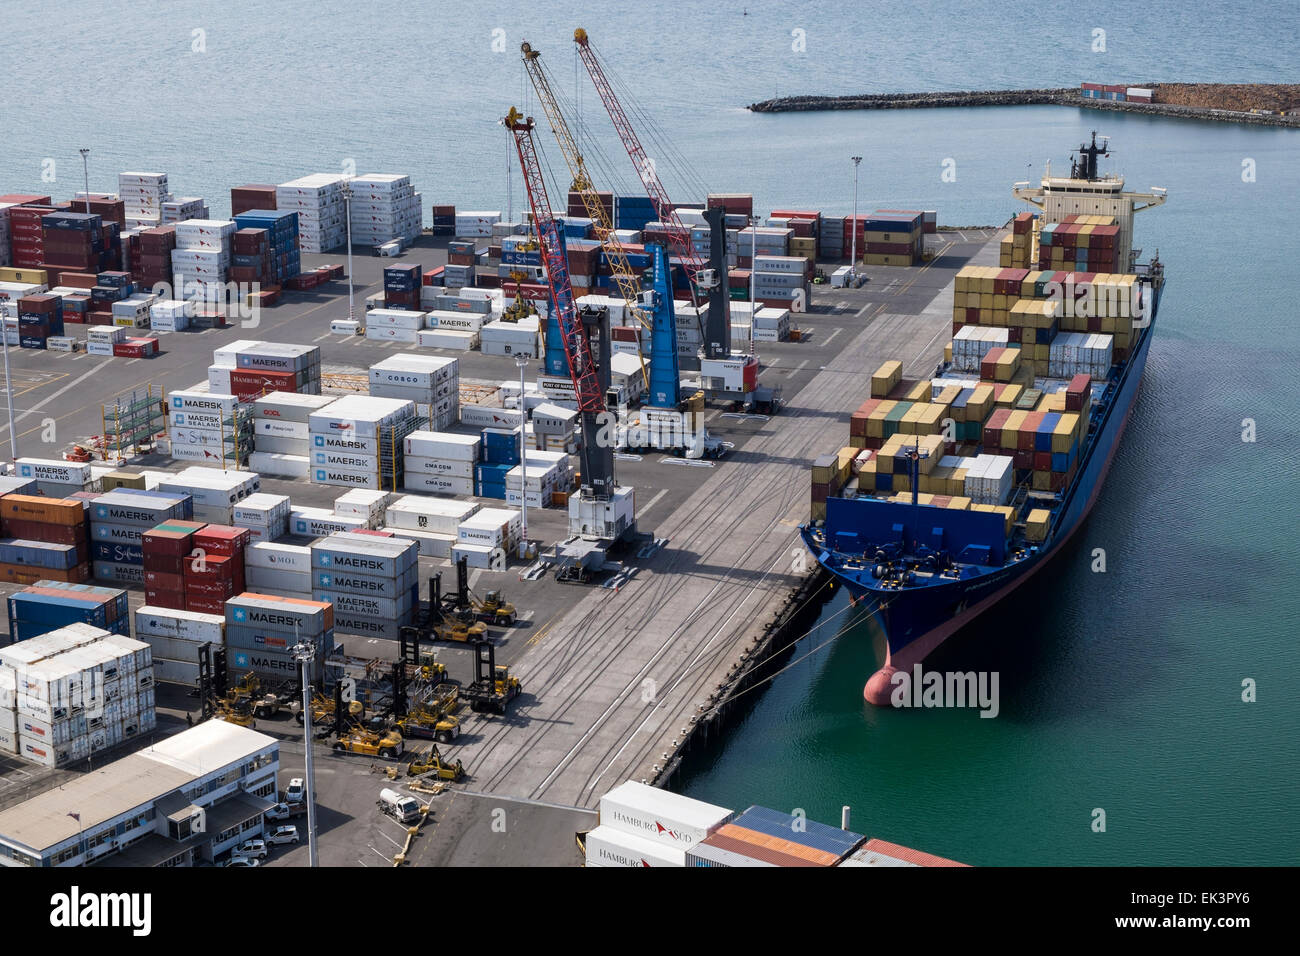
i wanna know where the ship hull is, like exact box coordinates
[807,289,1158,704]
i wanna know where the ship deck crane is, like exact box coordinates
[574,28,766,409]
[504,107,637,580]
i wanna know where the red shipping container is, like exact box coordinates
[144,570,185,592]
[193,525,251,557]
[983,408,1010,448]
[142,552,186,575]
[144,589,185,610]
[1019,412,1044,450]
[1033,452,1052,471]
[186,597,228,615]
[185,578,237,601]
[185,553,235,581]
[0,518,87,545]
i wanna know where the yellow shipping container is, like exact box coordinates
[1037,392,1066,413]
[945,496,972,511]
[902,380,930,403]
[935,385,961,408]
[916,403,947,434]
[1052,413,1079,453]
[994,383,1022,408]
[899,403,926,435]
[0,267,48,285]
[1026,508,1051,542]
[1032,470,1052,491]
[866,399,897,438]
[944,342,953,363]
[1003,409,1027,447]
[871,360,902,398]
[811,501,827,521]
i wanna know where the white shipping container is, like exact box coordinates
[245,541,312,572]
[459,404,522,429]
[404,430,480,460]
[383,527,456,559]
[247,452,310,478]
[584,825,687,867]
[598,780,733,850]
[403,473,475,497]
[384,496,480,534]
[133,606,225,644]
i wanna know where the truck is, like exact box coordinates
[378,787,423,824]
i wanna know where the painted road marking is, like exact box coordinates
[641,489,668,514]
[855,302,873,316]
[1,367,99,432]
[791,360,809,374]
[820,328,843,348]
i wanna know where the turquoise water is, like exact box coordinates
[3,1,1297,865]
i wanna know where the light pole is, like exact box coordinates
[291,636,319,868]
[340,179,356,325]
[850,156,862,282]
[2,308,16,471]
[749,216,757,356]
[515,354,530,559]
[79,148,90,214]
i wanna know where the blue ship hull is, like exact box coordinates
[802,280,1160,702]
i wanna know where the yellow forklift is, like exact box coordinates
[500,268,539,323]
[463,640,522,716]
[395,684,462,745]
[473,589,517,626]
[407,745,465,781]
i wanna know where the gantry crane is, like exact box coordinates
[520,40,650,387]
[574,28,763,407]
[504,107,637,578]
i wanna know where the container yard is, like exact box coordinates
[0,32,1151,878]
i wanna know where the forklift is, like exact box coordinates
[330,682,405,759]
[414,560,490,643]
[462,640,522,715]
[407,745,465,781]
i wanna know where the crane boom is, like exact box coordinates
[503,107,604,415]
[573,28,707,284]
[520,41,651,331]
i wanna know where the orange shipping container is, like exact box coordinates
[0,495,86,527]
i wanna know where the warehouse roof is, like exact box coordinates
[0,723,276,853]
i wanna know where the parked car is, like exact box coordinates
[266,825,300,846]
[265,802,302,822]
[225,857,260,867]
[233,838,268,860]
[284,778,305,804]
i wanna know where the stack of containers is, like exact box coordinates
[7,581,129,642]
[249,390,334,478]
[454,508,522,567]
[821,214,844,261]
[168,390,253,466]
[861,212,922,266]
[430,203,456,236]
[419,309,484,350]
[172,218,236,294]
[960,454,1016,505]
[0,625,155,766]
[39,211,103,272]
[224,593,332,682]
[1000,212,1036,268]
[383,264,422,310]
[244,542,312,600]
[479,315,540,358]
[454,211,500,238]
[585,781,733,868]
[89,269,132,323]
[683,806,865,868]
[232,209,301,286]
[287,506,368,538]
[230,185,278,217]
[310,533,418,639]
[110,292,156,330]
[369,355,459,429]
[6,203,55,268]
[14,458,93,497]
[309,395,420,491]
[365,308,426,343]
[333,490,394,530]
[90,489,192,585]
[0,495,90,585]
[276,175,345,253]
[131,605,224,687]
[474,428,521,500]
[530,403,578,453]
[86,326,125,355]
[148,297,195,332]
[402,430,480,496]
[183,525,251,615]
[157,467,260,524]
[119,172,168,228]
[504,463,559,509]
[209,340,322,400]
[17,293,64,349]
[160,197,206,223]
[231,493,291,542]
[381,496,479,559]
[0,201,14,265]
[141,519,205,610]
[348,174,422,246]
[1047,332,1114,380]
[735,226,791,264]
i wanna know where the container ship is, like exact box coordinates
[800,135,1167,704]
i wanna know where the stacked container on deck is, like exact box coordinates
[685,806,865,868]
[1038,214,1121,273]
[585,781,733,868]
